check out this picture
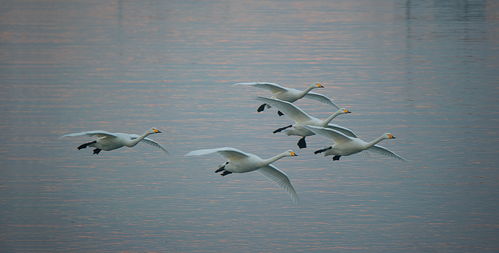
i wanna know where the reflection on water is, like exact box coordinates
[1,0,498,252]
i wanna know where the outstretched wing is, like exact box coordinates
[256,97,312,122]
[325,124,357,138]
[233,82,288,94]
[133,137,169,154]
[304,92,339,109]
[60,130,117,138]
[369,145,407,161]
[185,147,250,161]
[258,165,299,203]
[305,125,352,144]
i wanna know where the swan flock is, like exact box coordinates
[62,82,405,203]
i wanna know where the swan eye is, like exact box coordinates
[315,83,324,88]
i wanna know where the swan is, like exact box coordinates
[233,82,338,116]
[185,147,299,203]
[305,125,406,161]
[61,128,168,154]
[256,97,356,149]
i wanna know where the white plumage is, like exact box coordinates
[185,147,299,203]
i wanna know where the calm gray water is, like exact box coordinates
[1,0,498,252]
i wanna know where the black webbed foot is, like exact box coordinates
[257,104,267,112]
[333,155,341,160]
[93,148,102,155]
[314,146,332,154]
[273,125,293,134]
[221,171,232,176]
[215,162,229,173]
[78,141,96,150]
[297,137,307,149]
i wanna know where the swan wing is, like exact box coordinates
[305,125,352,143]
[256,97,312,122]
[136,137,169,154]
[233,82,288,93]
[61,130,117,138]
[185,147,250,161]
[369,145,407,161]
[304,92,339,109]
[258,165,299,203]
[325,124,357,137]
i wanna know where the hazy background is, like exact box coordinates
[1,0,498,252]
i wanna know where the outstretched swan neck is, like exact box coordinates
[322,111,343,126]
[298,85,316,98]
[263,152,291,165]
[127,131,152,147]
[321,109,350,126]
[365,135,388,149]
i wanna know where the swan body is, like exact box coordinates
[256,97,355,148]
[234,82,339,114]
[305,125,406,161]
[61,128,167,154]
[185,147,299,203]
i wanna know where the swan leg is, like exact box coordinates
[221,171,232,176]
[257,104,267,112]
[333,155,341,160]
[277,110,284,116]
[273,125,293,134]
[93,148,102,155]
[215,162,229,173]
[78,141,96,150]
[297,137,307,149]
[314,146,332,154]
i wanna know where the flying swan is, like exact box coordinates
[256,97,356,149]
[305,125,406,161]
[185,147,299,203]
[233,82,338,115]
[61,128,168,154]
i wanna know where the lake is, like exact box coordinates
[1,0,498,252]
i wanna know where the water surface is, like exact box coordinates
[1,0,498,252]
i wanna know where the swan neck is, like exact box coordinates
[263,152,288,165]
[128,131,151,147]
[366,135,386,149]
[322,111,342,126]
[298,86,315,98]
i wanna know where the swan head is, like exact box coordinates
[287,150,298,157]
[149,128,162,134]
[339,108,351,114]
[312,83,324,89]
[384,133,396,139]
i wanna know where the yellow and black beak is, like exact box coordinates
[315,83,324,88]
[290,151,298,156]
[153,128,162,133]
[343,109,351,114]
[387,134,395,139]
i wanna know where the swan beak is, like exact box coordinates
[387,134,395,139]
[290,151,298,156]
[315,83,324,88]
[343,109,351,114]
[153,128,162,133]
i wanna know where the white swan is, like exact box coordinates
[233,82,338,115]
[256,97,356,149]
[61,128,168,154]
[185,147,299,203]
[305,125,406,161]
